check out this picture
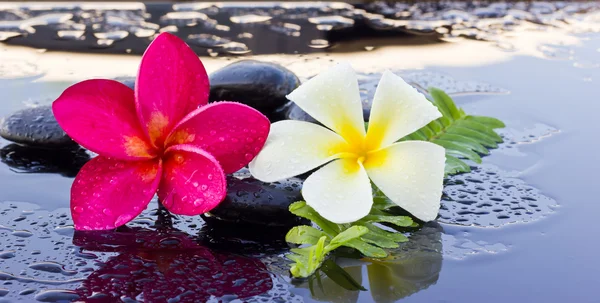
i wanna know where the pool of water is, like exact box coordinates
[0,2,599,302]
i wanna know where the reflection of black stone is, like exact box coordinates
[197,219,290,254]
[208,172,306,227]
[0,105,76,148]
[209,60,300,116]
[0,144,90,177]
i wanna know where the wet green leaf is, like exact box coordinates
[466,115,505,129]
[445,126,498,148]
[433,139,482,163]
[325,226,369,252]
[345,239,388,258]
[289,201,340,235]
[419,125,435,138]
[286,225,328,245]
[427,119,444,133]
[454,119,503,142]
[429,87,463,120]
[445,155,471,175]
[401,87,506,174]
[361,215,414,227]
[437,133,488,155]
[289,236,328,278]
[372,185,397,211]
[364,223,409,243]
[361,232,400,248]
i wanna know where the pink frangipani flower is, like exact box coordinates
[52,33,270,231]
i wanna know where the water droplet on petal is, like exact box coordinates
[193,198,204,206]
[114,214,133,227]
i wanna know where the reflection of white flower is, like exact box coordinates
[250,63,445,223]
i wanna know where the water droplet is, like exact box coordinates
[308,39,331,49]
[230,14,271,24]
[35,290,80,302]
[269,22,301,37]
[187,34,231,48]
[0,251,16,259]
[12,230,32,238]
[114,214,132,227]
[222,41,250,55]
[93,30,129,41]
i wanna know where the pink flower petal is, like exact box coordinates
[52,80,156,160]
[71,156,162,230]
[158,144,226,215]
[135,32,210,148]
[166,102,270,174]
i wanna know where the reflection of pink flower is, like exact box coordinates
[52,33,270,230]
[74,228,273,302]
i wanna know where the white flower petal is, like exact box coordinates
[303,159,373,224]
[366,71,442,150]
[249,120,349,182]
[364,141,445,221]
[287,62,366,145]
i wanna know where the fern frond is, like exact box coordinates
[405,87,505,175]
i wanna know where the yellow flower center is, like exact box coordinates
[337,142,374,165]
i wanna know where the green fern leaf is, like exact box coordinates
[404,87,505,175]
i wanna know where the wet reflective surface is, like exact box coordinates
[1,1,600,302]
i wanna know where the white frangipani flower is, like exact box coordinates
[249,63,446,223]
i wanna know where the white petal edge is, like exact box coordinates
[364,141,445,221]
[365,70,442,150]
[286,62,366,145]
[249,120,349,182]
[302,159,373,224]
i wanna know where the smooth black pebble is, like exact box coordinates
[0,105,76,148]
[209,60,301,115]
